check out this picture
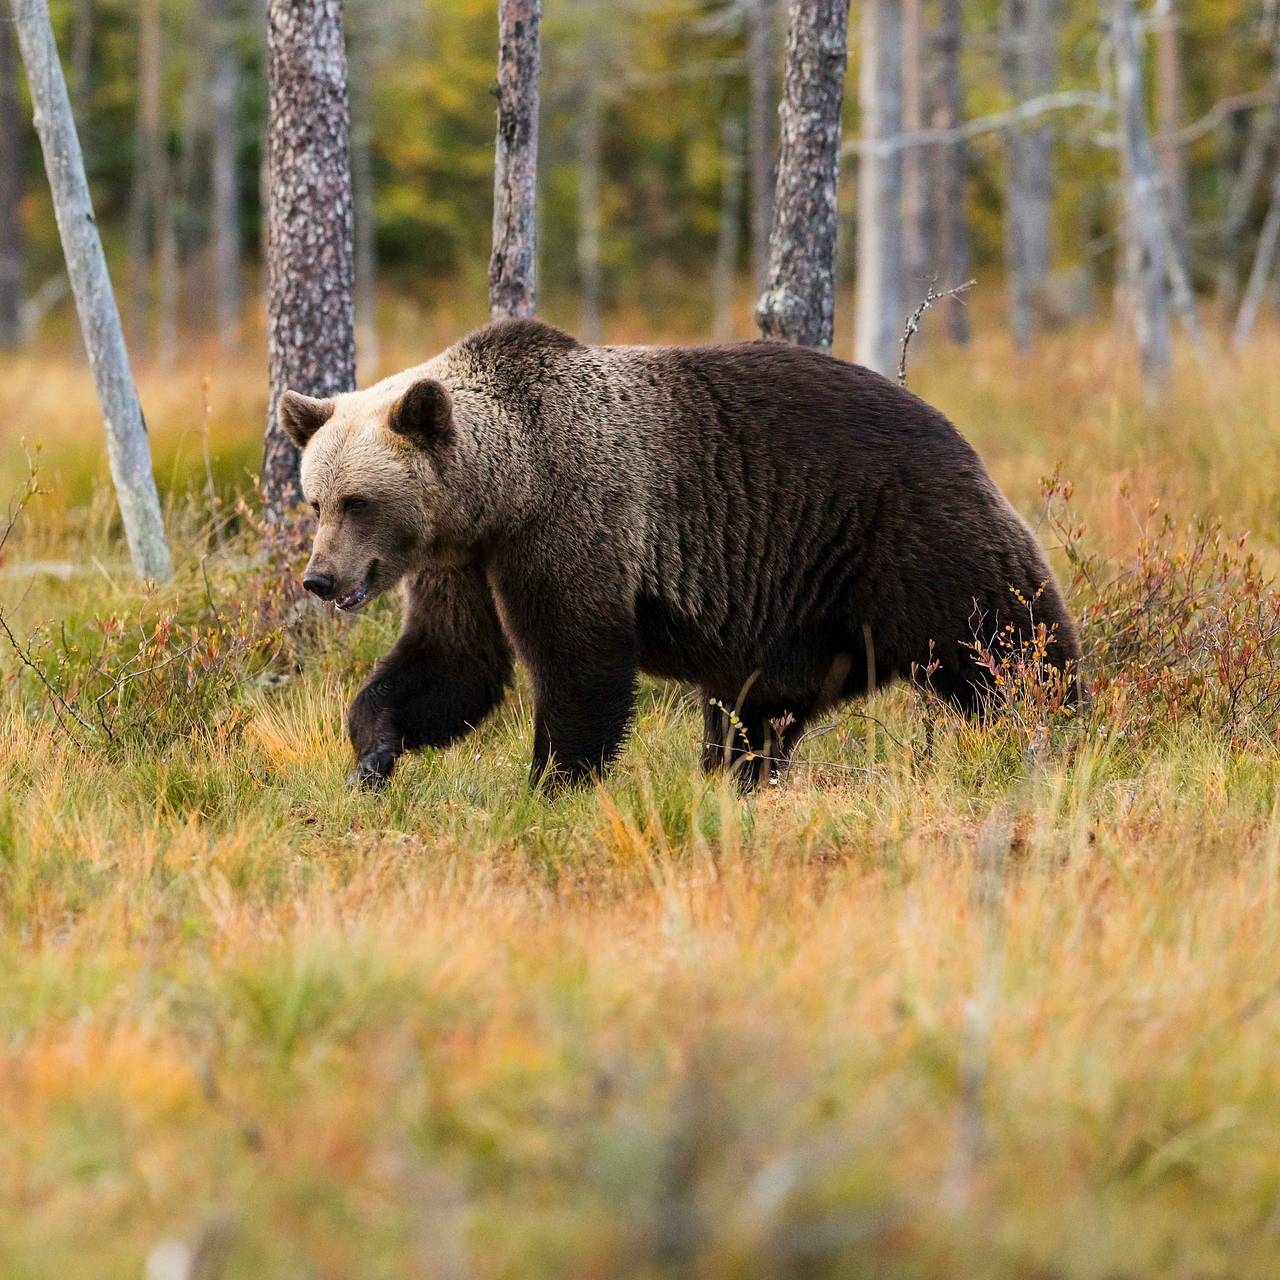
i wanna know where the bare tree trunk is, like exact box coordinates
[11,0,171,580]
[901,0,929,301]
[855,0,903,373]
[748,0,774,299]
[209,0,242,349]
[1153,0,1188,263]
[489,0,541,321]
[577,57,602,342]
[1112,0,1171,398]
[0,16,23,347]
[713,113,744,341]
[264,0,355,522]
[1002,0,1057,353]
[1233,166,1280,348]
[757,0,850,353]
[932,0,971,344]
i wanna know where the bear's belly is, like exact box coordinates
[633,592,753,687]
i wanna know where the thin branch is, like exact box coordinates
[898,279,976,387]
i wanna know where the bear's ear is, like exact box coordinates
[278,390,335,451]
[389,378,453,449]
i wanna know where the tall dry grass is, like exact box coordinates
[2,307,1280,1278]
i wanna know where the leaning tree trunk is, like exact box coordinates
[10,0,171,580]
[932,0,972,345]
[1112,0,1171,398]
[263,0,356,522]
[1002,0,1058,354]
[747,0,775,299]
[208,0,242,349]
[756,0,850,353]
[854,0,903,374]
[0,15,22,347]
[489,0,541,320]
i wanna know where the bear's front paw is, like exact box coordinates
[348,745,397,790]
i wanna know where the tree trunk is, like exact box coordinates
[208,0,242,349]
[756,0,850,353]
[748,0,774,300]
[577,57,602,342]
[1002,0,1057,354]
[1233,166,1280,349]
[1112,0,1171,398]
[931,0,971,344]
[10,0,171,580]
[0,16,23,347]
[713,113,744,341]
[264,0,356,522]
[855,0,903,374]
[1152,0,1188,264]
[489,0,541,321]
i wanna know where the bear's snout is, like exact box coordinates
[303,570,336,600]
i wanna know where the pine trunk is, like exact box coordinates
[0,16,22,347]
[208,0,242,349]
[11,0,171,580]
[756,0,849,353]
[263,0,356,522]
[1112,0,1171,397]
[1002,0,1057,353]
[489,0,541,321]
[855,0,903,374]
[748,0,775,299]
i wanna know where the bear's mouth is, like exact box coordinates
[335,560,378,613]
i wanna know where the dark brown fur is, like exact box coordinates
[287,319,1081,790]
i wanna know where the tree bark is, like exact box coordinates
[0,16,23,347]
[1002,0,1057,353]
[1112,0,1171,398]
[1233,166,1280,349]
[756,0,850,353]
[489,0,541,321]
[10,0,171,580]
[577,56,602,342]
[208,0,242,349]
[713,112,744,341]
[931,0,971,344]
[747,0,775,300]
[263,0,356,522]
[855,0,903,373]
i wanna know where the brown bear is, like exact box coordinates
[279,318,1080,790]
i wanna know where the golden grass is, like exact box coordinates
[2,306,1280,1277]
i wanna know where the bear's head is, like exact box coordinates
[279,375,461,612]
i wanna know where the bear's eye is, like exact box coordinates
[308,500,320,516]
[341,496,368,515]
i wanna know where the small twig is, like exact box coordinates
[899,279,976,387]
[0,606,94,747]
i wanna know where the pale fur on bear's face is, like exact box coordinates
[278,371,456,612]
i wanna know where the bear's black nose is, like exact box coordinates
[303,571,335,600]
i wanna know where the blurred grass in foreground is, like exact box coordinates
[2,304,1280,1278]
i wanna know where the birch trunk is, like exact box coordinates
[0,16,22,347]
[748,0,775,299]
[1002,0,1057,353]
[10,0,172,581]
[1112,0,1171,397]
[489,0,541,321]
[263,0,356,522]
[713,113,744,341]
[855,0,904,374]
[756,0,850,353]
[208,0,242,349]
[932,0,971,344]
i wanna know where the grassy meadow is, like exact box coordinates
[3,304,1280,1278]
